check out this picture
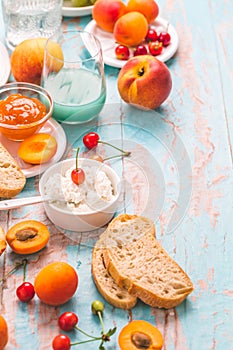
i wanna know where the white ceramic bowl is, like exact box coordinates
[39,158,121,232]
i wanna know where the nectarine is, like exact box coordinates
[117,55,172,110]
[113,11,148,47]
[11,38,64,85]
[93,0,127,33]
[127,0,159,24]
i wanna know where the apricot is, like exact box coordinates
[127,0,159,24]
[0,316,8,350]
[11,38,64,85]
[113,11,148,47]
[34,262,78,306]
[118,320,163,350]
[0,226,6,256]
[93,0,127,33]
[6,220,50,255]
[18,133,57,164]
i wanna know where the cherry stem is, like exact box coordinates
[103,152,131,162]
[22,258,28,282]
[70,337,102,346]
[74,326,100,340]
[0,259,27,283]
[97,310,105,335]
[75,147,80,171]
[98,140,130,156]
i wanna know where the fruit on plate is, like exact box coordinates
[34,262,78,306]
[118,320,163,350]
[127,0,159,24]
[17,133,57,164]
[113,11,148,47]
[115,44,130,60]
[11,38,64,85]
[117,55,172,110]
[92,0,127,33]
[6,220,50,254]
[0,315,8,350]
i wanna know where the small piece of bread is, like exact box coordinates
[92,248,137,309]
[98,214,194,309]
[0,142,26,198]
[0,226,7,256]
[92,214,155,309]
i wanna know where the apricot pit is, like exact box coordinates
[6,220,50,254]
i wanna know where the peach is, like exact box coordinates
[127,0,159,24]
[18,133,57,164]
[113,11,148,47]
[11,38,64,85]
[117,55,172,110]
[93,0,127,33]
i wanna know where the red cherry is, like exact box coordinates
[158,32,171,46]
[16,282,35,302]
[58,312,78,332]
[115,44,130,60]
[148,41,163,56]
[134,45,148,56]
[71,147,85,185]
[52,334,71,350]
[145,28,158,42]
[83,132,100,149]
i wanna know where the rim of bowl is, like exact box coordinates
[39,158,121,215]
[0,82,53,129]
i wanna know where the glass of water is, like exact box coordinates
[41,30,106,124]
[2,0,63,51]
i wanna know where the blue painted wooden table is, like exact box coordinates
[1,1,233,349]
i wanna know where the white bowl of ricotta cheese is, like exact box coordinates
[39,158,121,232]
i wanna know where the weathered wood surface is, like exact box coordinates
[1,0,233,349]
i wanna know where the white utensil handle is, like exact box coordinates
[0,196,43,210]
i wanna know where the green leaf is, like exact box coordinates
[105,327,117,337]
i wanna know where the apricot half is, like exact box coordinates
[0,226,6,256]
[118,320,163,350]
[6,220,50,255]
[0,315,8,350]
[18,133,57,164]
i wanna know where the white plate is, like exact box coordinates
[62,1,93,17]
[0,41,11,86]
[84,17,179,68]
[0,119,67,178]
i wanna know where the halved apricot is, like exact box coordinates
[118,320,163,350]
[0,226,6,256]
[6,220,50,255]
[0,315,8,350]
[18,133,57,164]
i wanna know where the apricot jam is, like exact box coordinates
[0,93,46,125]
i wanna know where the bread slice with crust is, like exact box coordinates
[0,142,26,198]
[92,214,155,309]
[99,214,194,309]
[92,248,137,309]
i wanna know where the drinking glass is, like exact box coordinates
[41,30,106,124]
[1,0,63,51]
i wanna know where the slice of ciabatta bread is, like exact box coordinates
[0,142,26,198]
[92,248,137,309]
[92,214,155,309]
[100,214,194,309]
[0,226,7,256]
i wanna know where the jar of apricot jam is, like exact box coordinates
[0,82,53,141]
[0,94,46,125]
